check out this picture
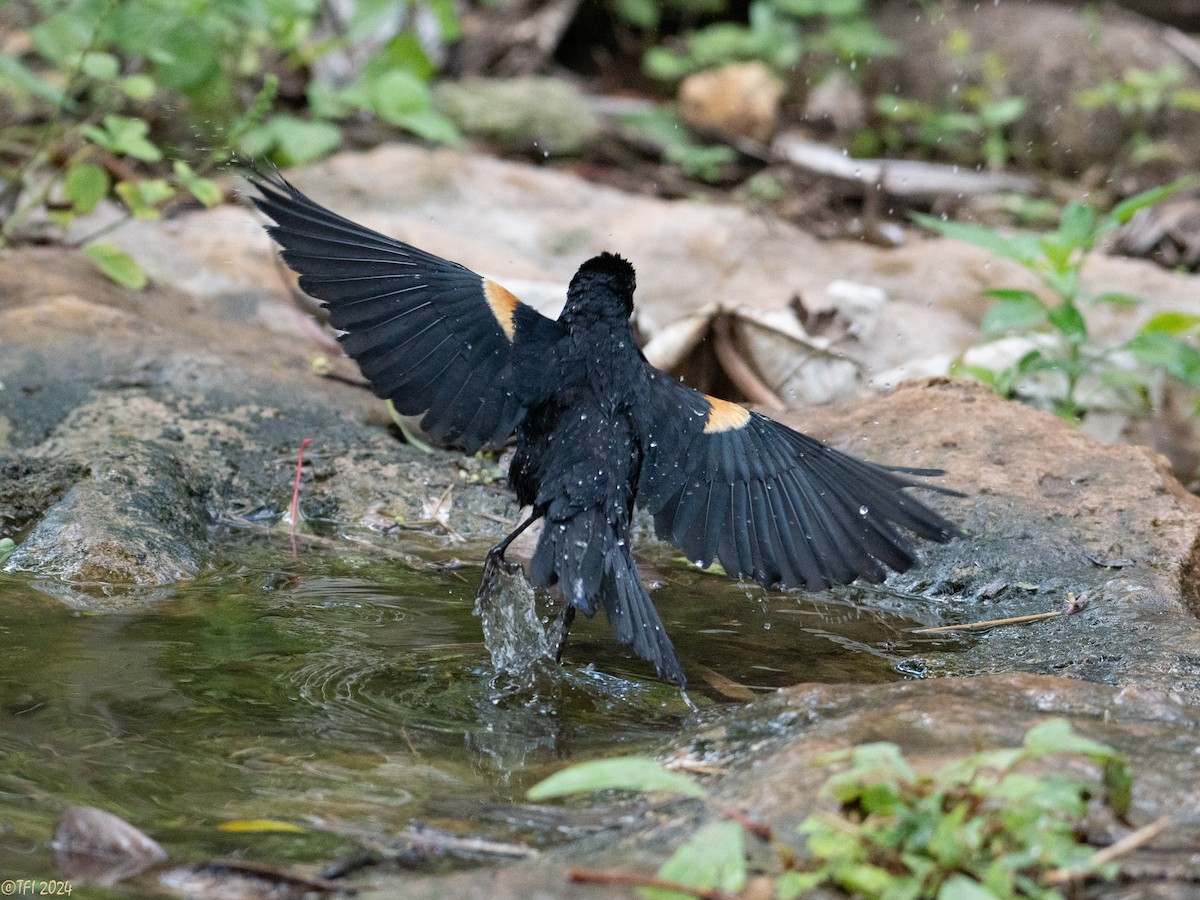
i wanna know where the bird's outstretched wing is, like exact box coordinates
[250,171,548,452]
[637,368,961,591]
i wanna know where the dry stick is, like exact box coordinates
[569,868,734,900]
[710,314,786,410]
[1043,816,1174,886]
[913,610,1064,634]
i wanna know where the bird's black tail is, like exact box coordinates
[529,508,685,685]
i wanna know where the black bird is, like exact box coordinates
[250,172,961,687]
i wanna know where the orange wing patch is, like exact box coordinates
[702,395,751,433]
[482,278,519,341]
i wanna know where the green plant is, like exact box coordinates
[913,178,1200,421]
[871,50,1025,171]
[0,0,459,285]
[642,0,895,83]
[619,105,738,183]
[1075,65,1200,166]
[527,720,1132,900]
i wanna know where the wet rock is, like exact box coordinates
[785,379,1200,693]
[53,806,167,888]
[874,1,1200,175]
[392,674,1200,899]
[4,439,209,601]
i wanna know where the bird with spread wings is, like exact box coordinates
[251,172,961,687]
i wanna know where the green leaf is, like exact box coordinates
[80,51,120,81]
[644,45,695,81]
[981,292,1047,336]
[395,108,461,144]
[64,163,110,214]
[1022,719,1117,759]
[84,242,148,290]
[120,74,156,99]
[935,874,1000,900]
[1105,176,1198,229]
[1139,311,1200,335]
[115,178,174,218]
[172,161,222,207]
[526,756,706,800]
[642,821,746,900]
[1056,201,1095,251]
[774,870,826,899]
[617,0,661,29]
[1090,291,1142,308]
[0,538,14,566]
[81,115,164,162]
[1127,333,1200,387]
[0,52,66,104]
[1047,302,1088,340]
[979,95,1025,128]
[909,213,1041,265]
[247,115,342,166]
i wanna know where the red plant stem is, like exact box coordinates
[290,438,314,558]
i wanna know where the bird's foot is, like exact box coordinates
[551,604,576,663]
[475,548,523,613]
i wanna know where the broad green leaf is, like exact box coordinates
[0,52,66,104]
[617,0,661,29]
[253,115,342,166]
[526,756,705,800]
[642,821,746,900]
[84,242,148,289]
[1022,719,1118,759]
[115,178,174,218]
[1090,291,1142,308]
[172,160,223,207]
[979,95,1025,128]
[1047,302,1088,340]
[981,293,1047,336]
[774,870,826,899]
[120,74,156,99]
[1139,311,1200,335]
[64,163,110,214]
[367,69,430,123]
[82,115,163,162]
[1055,201,1095,251]
[80,51,119,81]
[396,109,461,145]
[643,46,693,81]
[909,213,1041,265]
[1105,176,1198,229]
[0,538,14,566]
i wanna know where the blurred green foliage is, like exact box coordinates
[637,0,895,81]
[0,0,460,283]
[914,178,1200,422]
[527,719,1132,900]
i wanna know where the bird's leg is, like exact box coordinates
[477,511,541,610]
[552,603,576,663]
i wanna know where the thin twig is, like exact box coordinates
[1044,816,1174,886]
[711,314,785,410]
[914,593,1089,633]
[569,868,735,899]
[913,610,1064,633]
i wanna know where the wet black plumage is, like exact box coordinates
[250,172,962,687]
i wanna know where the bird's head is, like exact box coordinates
[563,252,637,322]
